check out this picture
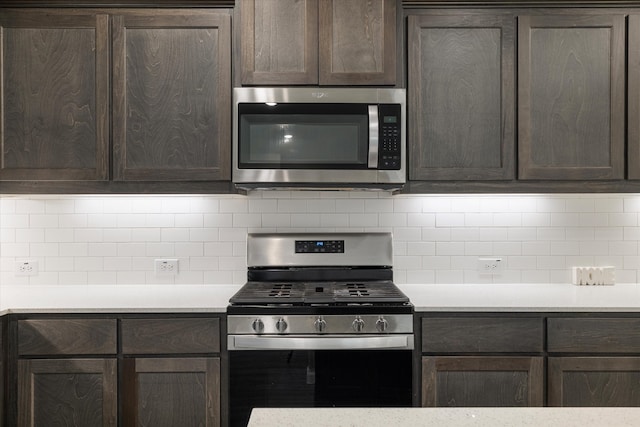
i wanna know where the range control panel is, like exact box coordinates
[295,240,345,254]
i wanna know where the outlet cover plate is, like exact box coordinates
[15,260,39,276]
[478,257,503,275]
[154,259,178,276]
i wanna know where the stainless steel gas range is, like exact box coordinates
[227,232,414,427]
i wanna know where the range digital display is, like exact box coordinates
[295,240,345,253]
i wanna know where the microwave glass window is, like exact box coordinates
[239,105,370,169]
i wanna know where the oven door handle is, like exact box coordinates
[228,334,414,350]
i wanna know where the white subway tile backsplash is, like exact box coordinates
[2,193,640,286]
[609,241,638,256]
[436,213,465,227]
[408,213,436,227]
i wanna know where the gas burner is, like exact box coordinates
[345,283,370,297]
[268,283,293,298]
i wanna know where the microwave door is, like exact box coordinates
[368,105,379,169]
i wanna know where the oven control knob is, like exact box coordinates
[352,316,365,332]
[275,317,288,333]
[252,318,265,334]
[314,316,327,333]
[376,317,389,333]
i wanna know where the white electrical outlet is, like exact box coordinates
[478,257,503,275]
[15,260,39,276]
[154,259,179,276]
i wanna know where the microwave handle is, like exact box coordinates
[368,105,379,168]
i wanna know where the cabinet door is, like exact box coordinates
[518,15,625,180]
[422,356,544,407]
[18,358,117,427]
[0,11,109,181]
[548,357,640,406]
[112,11,231,181]
[319,0,396,85]
[408,14,515,181]
[629,15,640,179]
[122,357,221,427]
[240,0,318,85]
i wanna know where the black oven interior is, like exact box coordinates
[229,349,413,427]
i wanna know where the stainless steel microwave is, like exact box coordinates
[233,87,406,191]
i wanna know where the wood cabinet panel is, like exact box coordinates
[422,356,544,407]
[240,0,318,85]
[548,318,640,353]
[18,358,117,427]
[422,317,543,353]
[121,318,220,354]
[112,11,231,181]
[318,0,395,85]
[548,357,640,406]
[518,14,625,180]
[122,357,220,427]
[240,0,395,86]
[0,11,109,181]
[18,319,117,356]
[408,14,515,180]
[629,14,640,179]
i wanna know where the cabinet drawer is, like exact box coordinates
[422,317,544,353]
[121,318,220,354]
[18,319,117,355]
[548,318,640,353]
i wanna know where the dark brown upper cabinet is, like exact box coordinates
[240,0,396,86]
[0,11,109,181]
[628,15,640,180]
[518,14,625,180]
[112,11,231,181]
[408,14,515,181]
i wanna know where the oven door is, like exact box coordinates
[229,349,413,427]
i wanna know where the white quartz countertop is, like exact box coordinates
[0,284,241,315]
[2,283,640,314]
[400,283,640,312]
[247,407,640,427]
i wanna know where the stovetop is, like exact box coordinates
[229,280,410,306]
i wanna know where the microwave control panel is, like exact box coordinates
[378,104,402,170]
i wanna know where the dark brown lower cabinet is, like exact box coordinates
[122,357,221,427]
[548,357,640,407]
[17,358,117,427]
[422,356,544,407]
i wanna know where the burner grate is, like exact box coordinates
[346,283,370,297]
[229,280,410,306]
[268,283,293,298]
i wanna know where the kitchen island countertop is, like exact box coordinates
[247,407,640,427]
[2,283,640,314]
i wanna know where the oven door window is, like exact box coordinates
[229,350,412,427]
[238,103,370,169]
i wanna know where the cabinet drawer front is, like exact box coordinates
[422,317,544,353]
[18,319,117,355]
[548,318,640,353]
[122,318,220,354]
